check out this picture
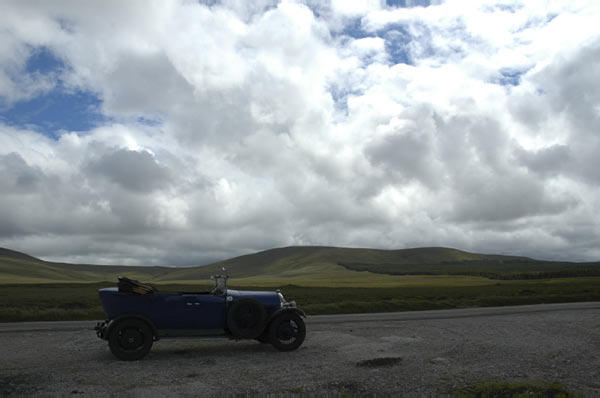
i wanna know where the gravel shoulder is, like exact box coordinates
[1,303,599,396]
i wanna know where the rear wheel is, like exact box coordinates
[268,312,306,351]
[108,319,153,361]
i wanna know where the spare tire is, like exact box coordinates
[227,298,266,339]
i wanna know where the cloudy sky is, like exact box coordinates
[1,0,599,266]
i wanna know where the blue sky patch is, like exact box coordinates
[135,116,162,127]
[386,0,433,7]
[337,19,413,66]
[494,68,527,87]
[340,18,372,40]
[383,26,412,65]
[1,47,107,138]
[1,88,107,138]
[25,46,64,75]
[328,84,364,116]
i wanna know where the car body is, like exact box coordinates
[95,271,306,360]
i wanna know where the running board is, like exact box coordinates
[157,328,227,338]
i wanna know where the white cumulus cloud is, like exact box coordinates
[0,0,599,265]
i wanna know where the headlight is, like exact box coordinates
[278,292,285,307]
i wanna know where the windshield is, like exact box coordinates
[211,273,228,294]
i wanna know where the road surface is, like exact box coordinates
[1,302,599,396]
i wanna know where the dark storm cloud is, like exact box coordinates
[434,116,577,224]
[0,153,45,237]
[449,172,574,223]
[0,152,93,238]
[0,152,46,193]
[514,144,571,178]
[102,52,194,117]
[534,40,600,185]
[511,39,600,185]
[87,148,171,193]
[539,39,600,136]
[365,128,440,188]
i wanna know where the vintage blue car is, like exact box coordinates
[95,270,306,360]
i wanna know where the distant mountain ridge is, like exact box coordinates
[1,245,599,284]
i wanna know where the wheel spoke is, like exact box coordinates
[267,312,306,351]
[109,320,153,360]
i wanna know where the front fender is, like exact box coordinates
[267,307,306,324]
[100,313,159,341]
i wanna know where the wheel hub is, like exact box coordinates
[120,328,143,350]
[278,322,296,341]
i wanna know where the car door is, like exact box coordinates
[183,294,227,330]
[159,293,226,330]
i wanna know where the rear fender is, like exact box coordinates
[104,313,159,341]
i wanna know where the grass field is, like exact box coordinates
[1,276,599,322]
[2,246,600,322]
[453,380,574,398]
[4,246,600,284]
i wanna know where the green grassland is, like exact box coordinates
[3,246,600,284]
[1,277,599,322]
[1,246,600,322]
[452,380,575,397]
[0,248,174,284]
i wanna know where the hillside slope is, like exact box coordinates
[160,246,532,281]
[198,246,600,282]
[0,248,172,283]
[1,246,599,285]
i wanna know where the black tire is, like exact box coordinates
[108,319,153,361]
[227,298,266,339]
[268,312,306,351]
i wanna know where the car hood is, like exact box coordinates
[227,289,281,307]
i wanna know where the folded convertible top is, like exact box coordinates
[117,276,158,295]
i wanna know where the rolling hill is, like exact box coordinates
[1,246,600,286]
[0,248,172,283]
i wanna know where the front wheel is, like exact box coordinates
[268,312,306,351]
[108,319,153,361]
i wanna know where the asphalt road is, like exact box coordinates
[1,301,598,332]
[1,302,600,396]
